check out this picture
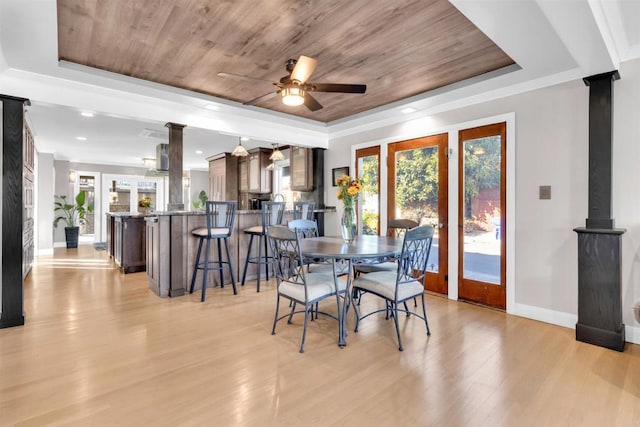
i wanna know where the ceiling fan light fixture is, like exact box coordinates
[281,86,305,106]
[231,136,249,157]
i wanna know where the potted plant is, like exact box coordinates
[192,190,208,211]
[138,196,153,214]
[54,191,92,248]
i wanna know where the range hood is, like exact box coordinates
[144,144,169,177]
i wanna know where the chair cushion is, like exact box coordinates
[308,262,349,277]
[244,225,264,235]
[354,261,397,274]
[353,271,424,302]
[191,227,231,237]
[279,272,340,302]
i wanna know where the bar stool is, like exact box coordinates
[293,201,316,221]
[241,201,285,292]
[189,201,237,302]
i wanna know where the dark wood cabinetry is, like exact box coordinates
[207,153,238,201]
[111,214,146,273]
[290,146,314,191]
[247,148,272,194]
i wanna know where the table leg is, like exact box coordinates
[338,259,353,347]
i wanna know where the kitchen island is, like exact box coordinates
[144,208,336,297]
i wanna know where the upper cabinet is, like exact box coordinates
[290,146,314,191]
[247,148,272,194]
[207,153,238,201]
[238,158,248,192]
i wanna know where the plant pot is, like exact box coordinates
[65,226,80,248]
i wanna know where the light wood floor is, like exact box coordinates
[1,245,640,426]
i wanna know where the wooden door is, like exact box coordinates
[388,133,448,294]
[458,122,506,309]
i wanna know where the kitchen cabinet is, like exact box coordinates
[113,215,146,273]
[238,158,248,192]
[247,148,272,194]
[290,146,314,191]
[207,153,238,201]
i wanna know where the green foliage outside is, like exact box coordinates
[362,211,379,235]
[357,138,500,231]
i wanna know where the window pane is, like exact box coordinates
[358,154,379,235]
[462,136,501,284]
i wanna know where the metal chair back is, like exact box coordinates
[204,201,237,237]
[293,201,316,221]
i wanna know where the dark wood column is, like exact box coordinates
[165,122,185,211]
[1,94,30,329]
[574,70,625,351]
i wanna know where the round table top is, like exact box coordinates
[298,235,403,260]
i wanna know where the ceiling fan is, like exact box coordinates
[217,55,366,112]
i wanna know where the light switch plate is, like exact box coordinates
[539,185,551,200]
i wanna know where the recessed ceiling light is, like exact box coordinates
[195,150,203,155]
[241,137,250,142]
[80,112,94,117]
[204,104,219,110]
[401,107,416,114]
[76,136,87,141]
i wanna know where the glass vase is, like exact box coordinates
[340,205,357,243]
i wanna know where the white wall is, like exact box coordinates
[189,170,209,210]
[36,152,54,254]
[326,57,640,341]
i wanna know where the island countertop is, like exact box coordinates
[111,207,337,216]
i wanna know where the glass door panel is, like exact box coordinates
[388,134,448,294]
[458,122,506,309]
[356,146,380,235]
[78,174,95,236]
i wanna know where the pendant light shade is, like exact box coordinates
[269,143,285,161]
[231,136,249,157]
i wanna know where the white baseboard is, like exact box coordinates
[514,303,640,345]
[514,303,577,329]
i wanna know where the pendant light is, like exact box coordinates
[231,136,249,157]
[269,143,285,161]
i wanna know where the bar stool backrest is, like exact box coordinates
[205,201,237,236]
[293,201,316,221]
[261,201,285,232]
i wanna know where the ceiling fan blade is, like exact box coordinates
[244,91,278,106]
[309,83,367,93]
[290,55,318,83]
[303,93,323,111]
[217,72,274,84]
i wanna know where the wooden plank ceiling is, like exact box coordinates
[56,0,515,123]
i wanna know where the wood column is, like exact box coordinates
[574,70,625,351]
[165,122,185,211]
[1,94,30,329]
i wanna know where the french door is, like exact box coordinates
[458,122,506,309]
[388,133,448,294]
[355,146,380,236]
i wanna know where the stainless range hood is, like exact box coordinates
[144,144,169,177]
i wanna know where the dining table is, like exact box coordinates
[298,234,404,347]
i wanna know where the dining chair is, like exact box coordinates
[352,225,434,351]
[267,225,341,353]
[189,201,237,302]
[293,201,316,221]
[354,218,419,276]
[287,219,348,276]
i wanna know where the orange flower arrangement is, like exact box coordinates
[336,174,362,209]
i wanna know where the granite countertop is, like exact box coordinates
[107,208,336,218]
[111,207,337,217]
